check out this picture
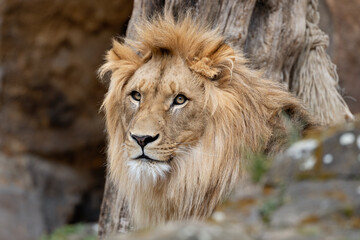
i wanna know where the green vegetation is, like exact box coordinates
[40,224,96,240]
[259,185,286,223]
[249,153,269,183]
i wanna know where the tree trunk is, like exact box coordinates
[98,0,353,238]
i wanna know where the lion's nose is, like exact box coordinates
[131,134,159,148]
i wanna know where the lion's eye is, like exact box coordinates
[173,94,188,105]
[130,91,141,101]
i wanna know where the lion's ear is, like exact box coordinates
[98,39,141,85]
[188,43,235,80]
[188,57,221,79]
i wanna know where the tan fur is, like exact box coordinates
[99,12,315,229]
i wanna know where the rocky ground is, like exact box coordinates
[111,117,360,240]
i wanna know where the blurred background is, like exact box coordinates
[0,0,359,239]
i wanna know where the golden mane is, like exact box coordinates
[99,12,315,229]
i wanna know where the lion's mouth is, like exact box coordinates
[133,154,173,164]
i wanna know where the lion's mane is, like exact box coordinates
[99,12,315,229]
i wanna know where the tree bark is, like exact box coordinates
[98,0,353,238]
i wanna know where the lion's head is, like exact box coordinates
[99,13,314,229]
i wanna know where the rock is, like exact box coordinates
[270,180,360,227]
[109,222,252,240]
[0,0,132,154]
[267,120,360,184]
[0,153,86,240]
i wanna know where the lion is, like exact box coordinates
[99,12,315,229]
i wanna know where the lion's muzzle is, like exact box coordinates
[131,134,159,149]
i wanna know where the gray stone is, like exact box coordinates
[267,122,360,184]
[0,153,86,240]
[271,197,341,227]
[321,129,360,178]
[109,222,252,240]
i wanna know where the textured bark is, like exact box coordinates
[98,179,130,237]
[98,0,353,238]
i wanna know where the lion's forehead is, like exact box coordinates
[128,56,198,97]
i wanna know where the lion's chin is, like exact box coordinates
[127,159,171,184]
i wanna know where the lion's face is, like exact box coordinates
[120,56,208,182]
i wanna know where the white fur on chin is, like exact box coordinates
[127,159,171,184]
